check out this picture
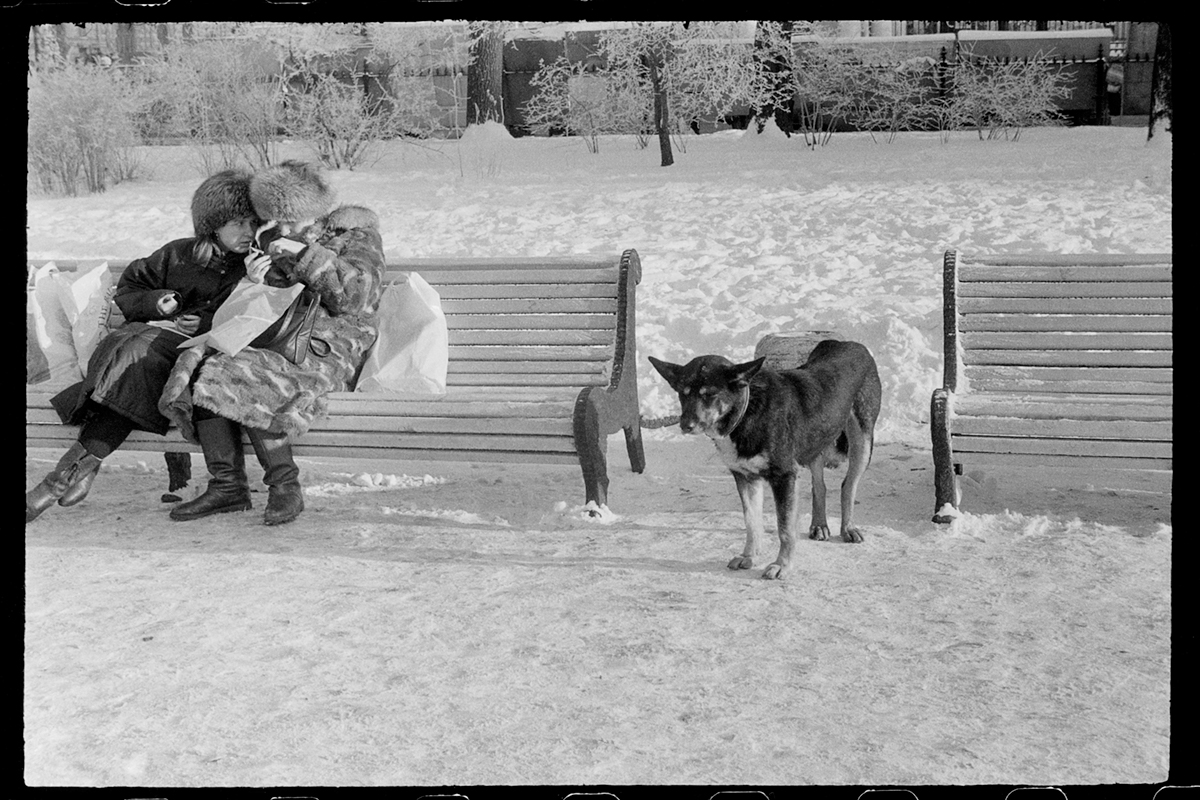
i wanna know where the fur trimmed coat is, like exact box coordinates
[159,205,386,441]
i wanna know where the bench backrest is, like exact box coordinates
[28,252,641,393]
[943,250,1173,397]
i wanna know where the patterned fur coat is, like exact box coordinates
[160,205,386,441]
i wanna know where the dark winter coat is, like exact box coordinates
[160,205,386,441]
[51,238,248,435]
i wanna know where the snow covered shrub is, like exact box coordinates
[283,72,399,170]
[276,22,455,167]
[950,49,1074,141]
[523,57,616,152]
[524,22,797,157]
[27,61,143,195]
[791,38,875,148]
[139,39,282,172]
[854,55,941,143]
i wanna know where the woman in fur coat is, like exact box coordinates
[27,170,259,523]
[161,160,386,526]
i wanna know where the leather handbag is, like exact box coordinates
[249,287,329,365]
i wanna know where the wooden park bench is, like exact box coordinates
[26,251,646,511]
[930,249,1172,522]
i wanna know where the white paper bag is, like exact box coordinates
[53,261,113,372]
[180,280,303,356]
[28,262,81,382]
[355,272,448,396]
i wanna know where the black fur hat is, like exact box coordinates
[191,169,256,239]
[249,160,336,224]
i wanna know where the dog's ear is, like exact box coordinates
[648,356,685,391]
[728,356,766,389]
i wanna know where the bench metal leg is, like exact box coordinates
[931,388,959,523]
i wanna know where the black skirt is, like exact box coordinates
[51,322,190,436]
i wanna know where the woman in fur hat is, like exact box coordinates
[27,170,260,523]
[161,160,386,526]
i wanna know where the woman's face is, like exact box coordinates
[276,218,316,238]
[214,216,257,253]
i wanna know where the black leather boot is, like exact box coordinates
[58,452,103,507]
[169,417,252,521]
[26,443,103,523]
[247,428,304,526]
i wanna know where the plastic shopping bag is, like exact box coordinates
[28,261,111,383]
[354,272,448,397]
[179,279,304,357]
[54,261,113,371]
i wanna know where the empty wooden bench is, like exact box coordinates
[930,249,1172,522]
[26,251,646,510]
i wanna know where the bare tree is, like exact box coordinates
[1148,22,1172,140]
[467,22,507,126]
[752,20,795,134]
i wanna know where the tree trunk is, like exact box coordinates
[647,55,673,167]
[115,22,137,66]
[467,22,505,126]
[1148,22,1172,140]
[752,21,795,135]
[54,23,72,61]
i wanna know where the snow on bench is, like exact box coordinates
[26,252,646,511]
[930,249,1172,522]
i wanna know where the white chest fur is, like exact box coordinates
[711,436,769,475]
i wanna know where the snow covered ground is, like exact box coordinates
[26,123,1172,787]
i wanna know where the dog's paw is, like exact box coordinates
[727,555,755,570]
[841,527,864,543]
[808,525,831,541]
[761,563,788,580]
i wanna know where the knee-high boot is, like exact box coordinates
[169,417,252,521]
[246,428,304,526]
[26,443,103,523]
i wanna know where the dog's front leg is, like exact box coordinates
[806,456,832,540]
[729,472,764,570]
[761,471,798,580]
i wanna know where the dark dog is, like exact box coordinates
[649,340,881,580]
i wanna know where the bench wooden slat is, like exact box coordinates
[962,349,1171,368]
[950,435,1171,461]
[954,394,1172,421]
[967,378,1172,396]
[959,253,1172,268]
[959,297,1172,314]
[27,407,576,438]
[959,314,1173,333]
[953,417,1171,441]
[388,256,619,271]
[412,268,619,285]
[957,281,1172,298]
[290,446,584,465]
[448,329,615,347]
[323,398,576,419]
[446,344,612,362]
[957,265,1173,283]
[448,360,608,375]
[961,331,1172,350]
[446,373,608,387]
[446,314,616,331]
[966,365,1171,386]
[946,451,1172,472]
[432,283,618,300]
[297,430,579,453]
[311,415,574,436]
[440,298,618,315]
